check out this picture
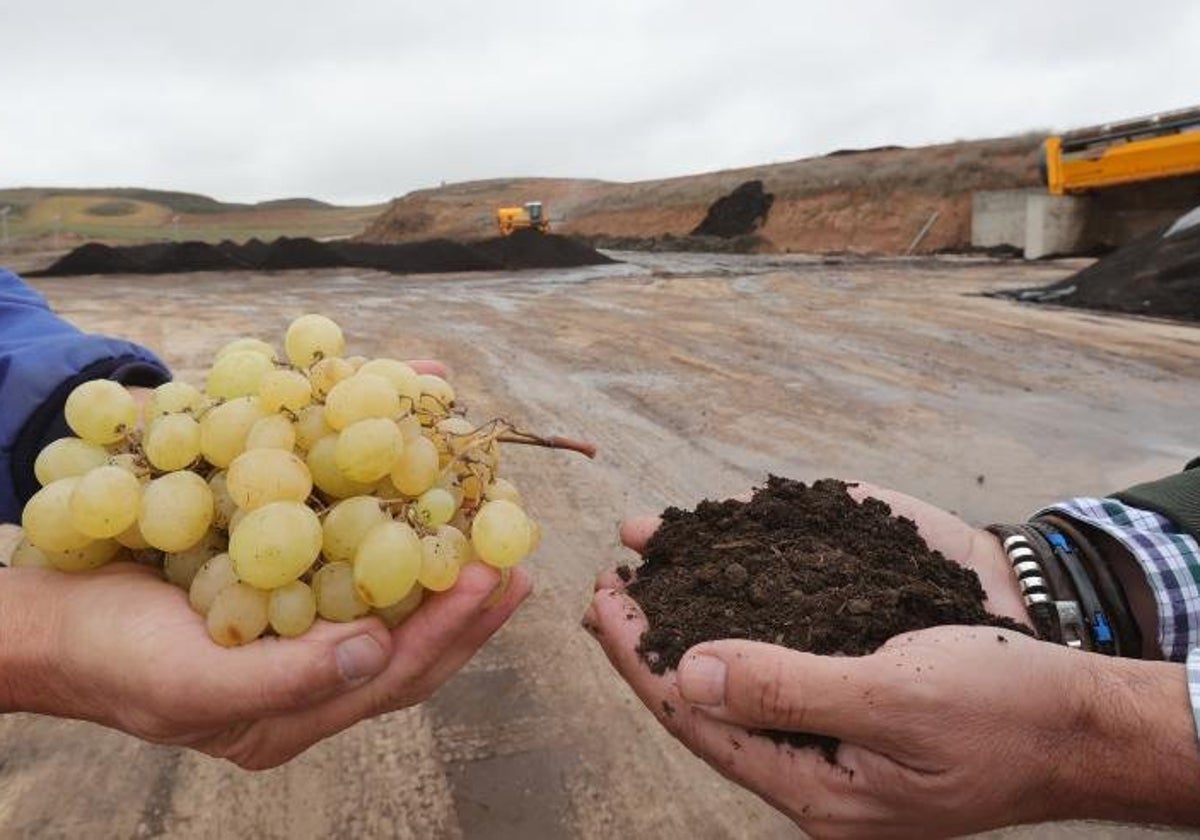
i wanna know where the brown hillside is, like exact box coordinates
[358,135,1043,254]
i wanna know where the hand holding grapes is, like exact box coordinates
[6,313,585,766]
[3,552,529,769]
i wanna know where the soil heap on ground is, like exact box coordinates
[1002,207,1200,321]
[30,231,615,277]
[690,180,775,238]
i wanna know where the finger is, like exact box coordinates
[676,639,892,746]
[619,517,661,553]
[176,616,394,723]
[231,562,526,765]
[402,566,532,704]
[593,567,632,592]
[585,588,856,819]
[407,359,447,378]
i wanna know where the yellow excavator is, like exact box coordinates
[1044,105,1200,195]
[496,201,550,236]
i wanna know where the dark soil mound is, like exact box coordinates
[999,211,1200,321]
[31,233,614,277]
[626,477,1028,756]
[473,229,617,269]
[258,237,346,270]
[338,240,499,273]
[691,180,775,238]
[34,243,142,275]
[580,232,766,254]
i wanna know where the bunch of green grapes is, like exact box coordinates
[16,314,590,646]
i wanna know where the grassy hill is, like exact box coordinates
[0,187,383,248]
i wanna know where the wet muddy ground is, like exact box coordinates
[3,252,1197,839]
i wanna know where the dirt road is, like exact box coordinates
[2,253,1197,839]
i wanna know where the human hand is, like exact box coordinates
[586,484,1200,837]
[4,558,529,769]
[2,359,535,770]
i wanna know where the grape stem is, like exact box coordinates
[495,431,597,459]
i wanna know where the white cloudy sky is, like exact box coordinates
[3,0,1199,205]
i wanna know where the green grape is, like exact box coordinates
[345,355,368,370]
[108,452,151,480]
[226,449,313,510]
[229,507,247,534]
[435,416,475,456]
[148,381,206,420]
[417,374,455,419]
[245,413,296,451]
[414,487,457,529]
[470,499,532,569]
[64,380,137,445]
[34,437,110,486]
[139,471,214,553]
[485,477,523,506]
[334,418,403,483]
[307,356,355,400]
[307,436,374,499]
[46,538,121,572]
[258,368,313,413]
[322,495,388,565]
[357,358,421,409]
[144,413,201,471]
[419,532,462,592]
[313,561,370,621]
[199,396,266,468]
[11,538,54,569]
[373,475,405,501]
[285,314,345,367]
[208,471,238,530]
[268,581,317,637]
[396,413,423,442]
[229,501,322,589]
[206,350,274,400]
[324,374,400,431]
[389,435,440,496]
[353,521,421,607]
[114,519,151,549]
[206,583,270,647]
[23,477,92,552]
[294,404,334,451]
[164,530,226,590]
[215,337,277,362]
[374,584,425,628]
[435,523,474,566]
[68,465,142,539]
[189,552,238,614]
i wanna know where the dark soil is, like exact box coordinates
[691,180,775,238]
[995,209,1200,321]
[579,232,767,254]
[29,229,615,277]
[627,476,1028,757]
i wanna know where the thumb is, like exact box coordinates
[187,619,393,721]
[676,639,890,745]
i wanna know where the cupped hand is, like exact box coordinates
[10,558,528,770]
[5,358,534,770]
[585,483,1200,837]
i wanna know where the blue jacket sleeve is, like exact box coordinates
[0,268,171,524]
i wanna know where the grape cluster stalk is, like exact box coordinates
[15,315,592,645]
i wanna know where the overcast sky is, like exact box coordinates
[3,1,1199,205]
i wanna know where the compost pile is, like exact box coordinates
[31,229,614,277]
[1003,209,1200,321]
[627,477,1027,754]
[690,180,775,238]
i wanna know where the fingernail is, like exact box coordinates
[678,653,727,707]
[335,635,387,684]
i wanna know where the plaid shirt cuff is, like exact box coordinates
[1040,497,1200,662]
[1190,649,1200,740]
